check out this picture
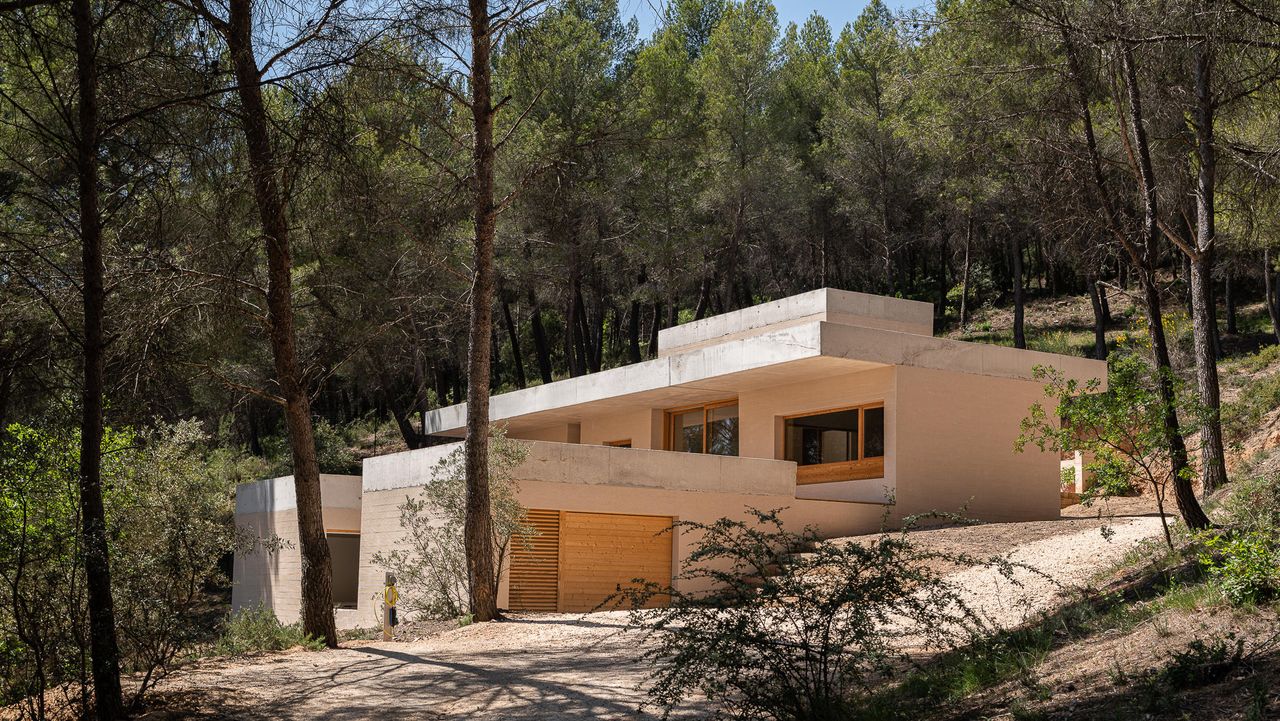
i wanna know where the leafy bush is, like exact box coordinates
[1199,531,1280,605]
[617,509,1014,721]
[947,262,998,317]
[260,418,359,476]
[1019,353,1202,547]
[1029,330,1083,357]
[213,605,324,655]
[0,420,239,713]
[372,429,530,620]
[1218,472,1280,534]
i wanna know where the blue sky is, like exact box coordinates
[622,0,924,39]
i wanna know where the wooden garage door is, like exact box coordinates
[509,509,560,611]
[508,510,673,612]
[559,511,672,612]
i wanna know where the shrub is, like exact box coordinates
[1199,530,1280,605]
[617,509,1014,721]
[0,420,240,713]
[213,605,324,655]
[1018,353,1203,548]
[372,428,530,620]
[1029,330,1083,357]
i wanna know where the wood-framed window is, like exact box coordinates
[665,400,739,456]
[784,403,885,484]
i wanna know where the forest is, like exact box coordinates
[4,0,1280,717]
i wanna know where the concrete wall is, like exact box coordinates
[658,288,935,356]
[893,365,1060,523]
[231,474,362,625]
[351,441,879,624]
[497,480,887,606]
[738,365,896,504]
[577,407,657,448]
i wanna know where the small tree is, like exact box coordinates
[373,429,530,620]
[1017,354,1206,548]
[617,508,1016,721]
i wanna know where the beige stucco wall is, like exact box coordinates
[893,365,1060,523]
[497,480,887,606]
[577,407,657,448]
[353,442,885,624]
[352,442,886,621]
[231,474,363,625]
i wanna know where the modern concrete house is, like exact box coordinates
[232,288,1106,626]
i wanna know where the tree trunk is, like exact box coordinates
[72,0,125,714]
[1224,272,1237,335]
[500,296,526,389]
[648,301,661,359]
[959,215,972,329]
[1265,248,1280,343]
[227,0,336,646]
[463,0,499,622]
[1189,44,1227,496]
[1087,276,1108,360]
[627,298,642,364]
[693,274,712,321]
[1120,43,1210,529]
[1012,234,1026,349]
[527,290,553,383]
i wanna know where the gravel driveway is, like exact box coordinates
[150,512,1167,721]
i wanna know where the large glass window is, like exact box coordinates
[667,402,738,456]
[784,404,885,467]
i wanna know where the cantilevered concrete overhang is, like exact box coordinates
[423,319,1106,437]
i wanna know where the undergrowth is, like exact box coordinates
[211,605,325,656]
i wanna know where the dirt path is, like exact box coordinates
[829,511,1170,629]
[150,512,1167,721]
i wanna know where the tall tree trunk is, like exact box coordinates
[72,0,125,713]
[1189,44,1227,495]
[648,301,661,358]
[1120,43,1210,529]
[527,290,553,383]
[693,274,712,321]
[959,214,972,329]
[226,0,336,646]
[463,0,499,622]
[1087,276,1108,360]
[1011,234,1026,349]
[627,298,642,364]
[1265,248,1280,343]
[1224,272,1237,335]
[500,296,526,389]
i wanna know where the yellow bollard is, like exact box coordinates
[382,573,399,641]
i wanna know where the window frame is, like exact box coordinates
[782,402,885,485]
[664,398,739,455]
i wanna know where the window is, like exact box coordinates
[666,401,738,456]
[604,439,632,448]
[784,403,885,483]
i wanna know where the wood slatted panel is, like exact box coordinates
[559,512,672,612]
[509,509,560,611]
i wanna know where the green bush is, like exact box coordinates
[1029,330,1083,357]
[617,508,1015,721]
[372,428,530,620]
[213,605,324,655]
[1199,530,1280,605]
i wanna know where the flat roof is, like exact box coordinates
[657,288,934,356]
[424,320,1106,436]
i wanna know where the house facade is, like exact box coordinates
[232,288,1106,627]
